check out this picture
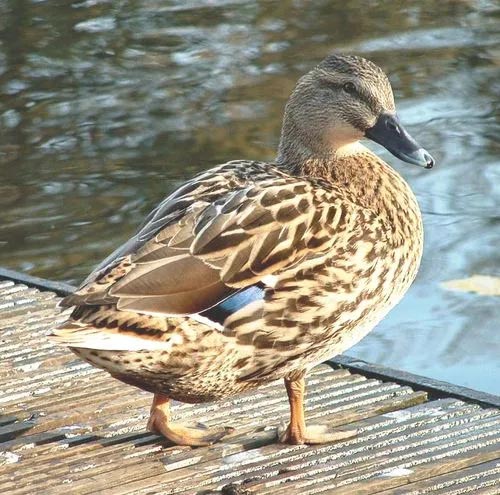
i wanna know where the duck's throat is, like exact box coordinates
[277,139,382,202]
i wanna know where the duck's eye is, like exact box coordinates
[342,82,357,95]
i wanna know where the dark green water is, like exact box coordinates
[0,0,498,394]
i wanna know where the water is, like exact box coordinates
[0,0,498,394]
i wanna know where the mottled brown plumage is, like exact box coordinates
[50,54,434,446]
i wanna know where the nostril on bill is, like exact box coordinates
[385,118,400,134]
[386,121,397,131]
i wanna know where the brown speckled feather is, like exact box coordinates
[50,54,429,405]
[53,152,420,388]
[61,161,384,317]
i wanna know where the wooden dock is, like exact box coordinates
[0,271,499,494]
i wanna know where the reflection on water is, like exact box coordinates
[0,1,498,394]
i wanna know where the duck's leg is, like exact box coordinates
[279,375,357,445]
[147,393,233,446]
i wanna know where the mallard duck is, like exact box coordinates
[50,54,434,446]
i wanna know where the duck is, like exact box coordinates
[50,54,434,446]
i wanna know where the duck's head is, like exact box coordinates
[279,54,434,169]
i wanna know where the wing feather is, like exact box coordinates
[61,161,365,322]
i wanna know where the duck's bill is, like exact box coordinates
[365,112,435,169]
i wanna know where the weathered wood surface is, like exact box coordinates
[0,279,499,494]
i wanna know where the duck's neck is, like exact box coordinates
[276,139,422,236]
[277,139,370,183]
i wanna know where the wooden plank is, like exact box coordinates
[210,407,500,495]
[1,388,426,494]
[374,459,500,494]
[329,356,500,409]
[2,394,424,494]
[1,275,499,495]
[245,415,500,495]
[302,444,500,495]
[43,396,431,495]
[81,399,483,495]
[2,371,363,443]
[160,392,431,476]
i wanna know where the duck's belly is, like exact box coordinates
[71,343,258,403]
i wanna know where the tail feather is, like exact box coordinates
[49,321,177,352]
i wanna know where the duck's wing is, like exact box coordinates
[59,160,263,313]
[55,160,380,349]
